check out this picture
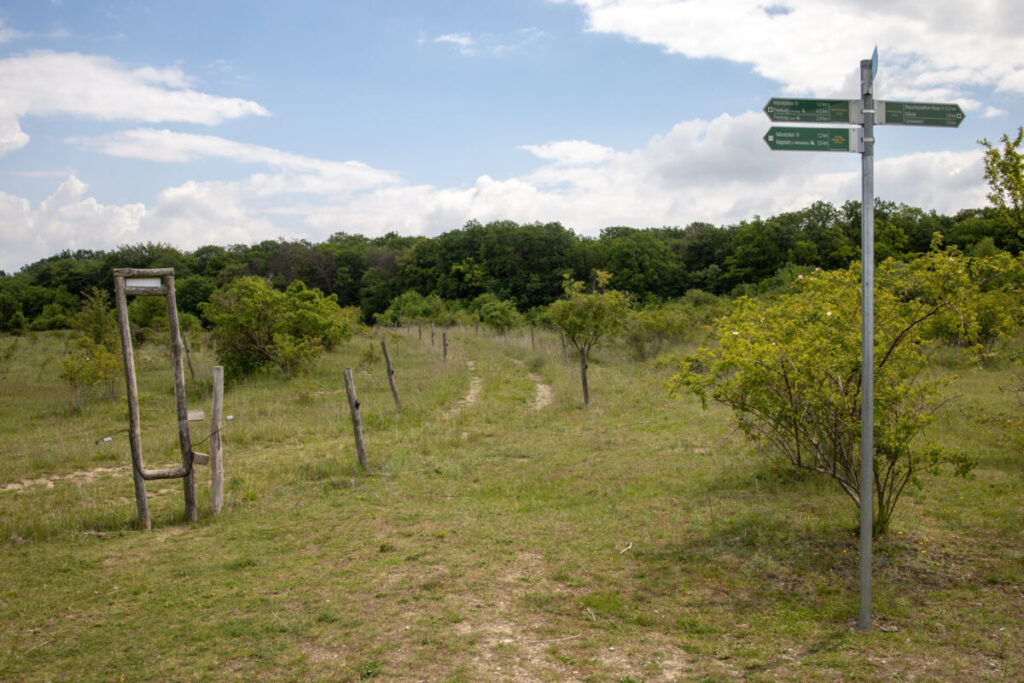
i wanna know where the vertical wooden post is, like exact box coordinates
[343,368,368,471]
[182,332,196,381]
[164,273,197,523]
[381,339,401,410]
[114,275,150,530]
[442,332,448,363]
[530,325,535,351]
[418,323,422,340]
[580,347,590,406]
[561,331,568,364]
[210,365,224,515]
[431,323,435,347]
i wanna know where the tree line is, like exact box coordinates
[0,198,1018,334]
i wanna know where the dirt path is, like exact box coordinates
[446,360,482,418]
[511,359,554,411]
[1,466,126,493]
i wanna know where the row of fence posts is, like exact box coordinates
[337,323,577,483]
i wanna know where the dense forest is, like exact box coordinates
[0,198,1018,332]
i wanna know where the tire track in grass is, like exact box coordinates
[445,360,482,419]
[511,359,553,411]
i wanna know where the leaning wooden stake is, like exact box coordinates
[164,274,197,523]
[442,332,448,363]
[210,365,224,515]
[381,339,401,410]
[343,368,368,471]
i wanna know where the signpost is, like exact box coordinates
[764,98,856,124]
[764,127,858,152]
[763,52,964,630]
[880,101,964,127]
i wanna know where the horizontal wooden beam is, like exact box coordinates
[113,267,175,278]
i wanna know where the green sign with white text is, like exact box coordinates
[763,98,853,123]
[763,127,858,152]
[881,101,964,127]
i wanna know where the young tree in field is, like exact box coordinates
[549,272,629,405]
[672,244,1020,535]
[202,277,355,377]
[980,127,1024,235]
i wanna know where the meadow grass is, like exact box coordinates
[0,327,1022,681]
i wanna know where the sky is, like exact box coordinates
[1,0,1022,273]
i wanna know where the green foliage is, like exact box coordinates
[549,272,630,404]
[74,287,118,349]
[0,291,26,333]
[671,248,1014,534]
[202,277,355,377]
[548,272,629,355]
[58,336,121,408]
[622,302,692,360]
[980,127,1024,235]
[378,290,454,326]
[478,298,524,334]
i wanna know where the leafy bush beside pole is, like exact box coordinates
[671,245,1020,535]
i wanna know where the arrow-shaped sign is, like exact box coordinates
[763,127,859,152]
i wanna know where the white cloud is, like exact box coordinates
[435,33,476,56]
[431,28,547,57]
[0,176,145,270]
[557,0,1024,100]
[983,106,1008,118]
[521,140,617,165]
[0,51,269,158]
[67,128,400,191]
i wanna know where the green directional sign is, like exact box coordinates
[764,98,854,123]
[881,101,964,127]
[763,127,858,152]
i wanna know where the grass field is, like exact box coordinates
[1,327,1022,681]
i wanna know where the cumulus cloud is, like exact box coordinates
[556,0,1024,100]
[0,51,269,157]
[0,176,145,270]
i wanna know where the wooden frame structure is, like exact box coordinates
[113,267,196,529]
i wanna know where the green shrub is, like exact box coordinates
[202,277,355,377]
[672,246,1017,534]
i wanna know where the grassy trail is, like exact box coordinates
[1,328,1022,680]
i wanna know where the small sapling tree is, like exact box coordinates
[672,245,1017,535]
[549,271,628,405]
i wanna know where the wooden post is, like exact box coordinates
[182,332,196,381]
[431,323,435,347]
[418,323,422,340]
[530,325,535,351]
[442,332,448,363]
[381,339,401,410]
[210,365,224,515]
[164,273,197,523]
[580,347,590,406]
[114,275,150,530]
[343,368,368,471]
[561,331,568,364]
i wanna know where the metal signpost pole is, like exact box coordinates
[858,55,876,630]
[763,49,961,629]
